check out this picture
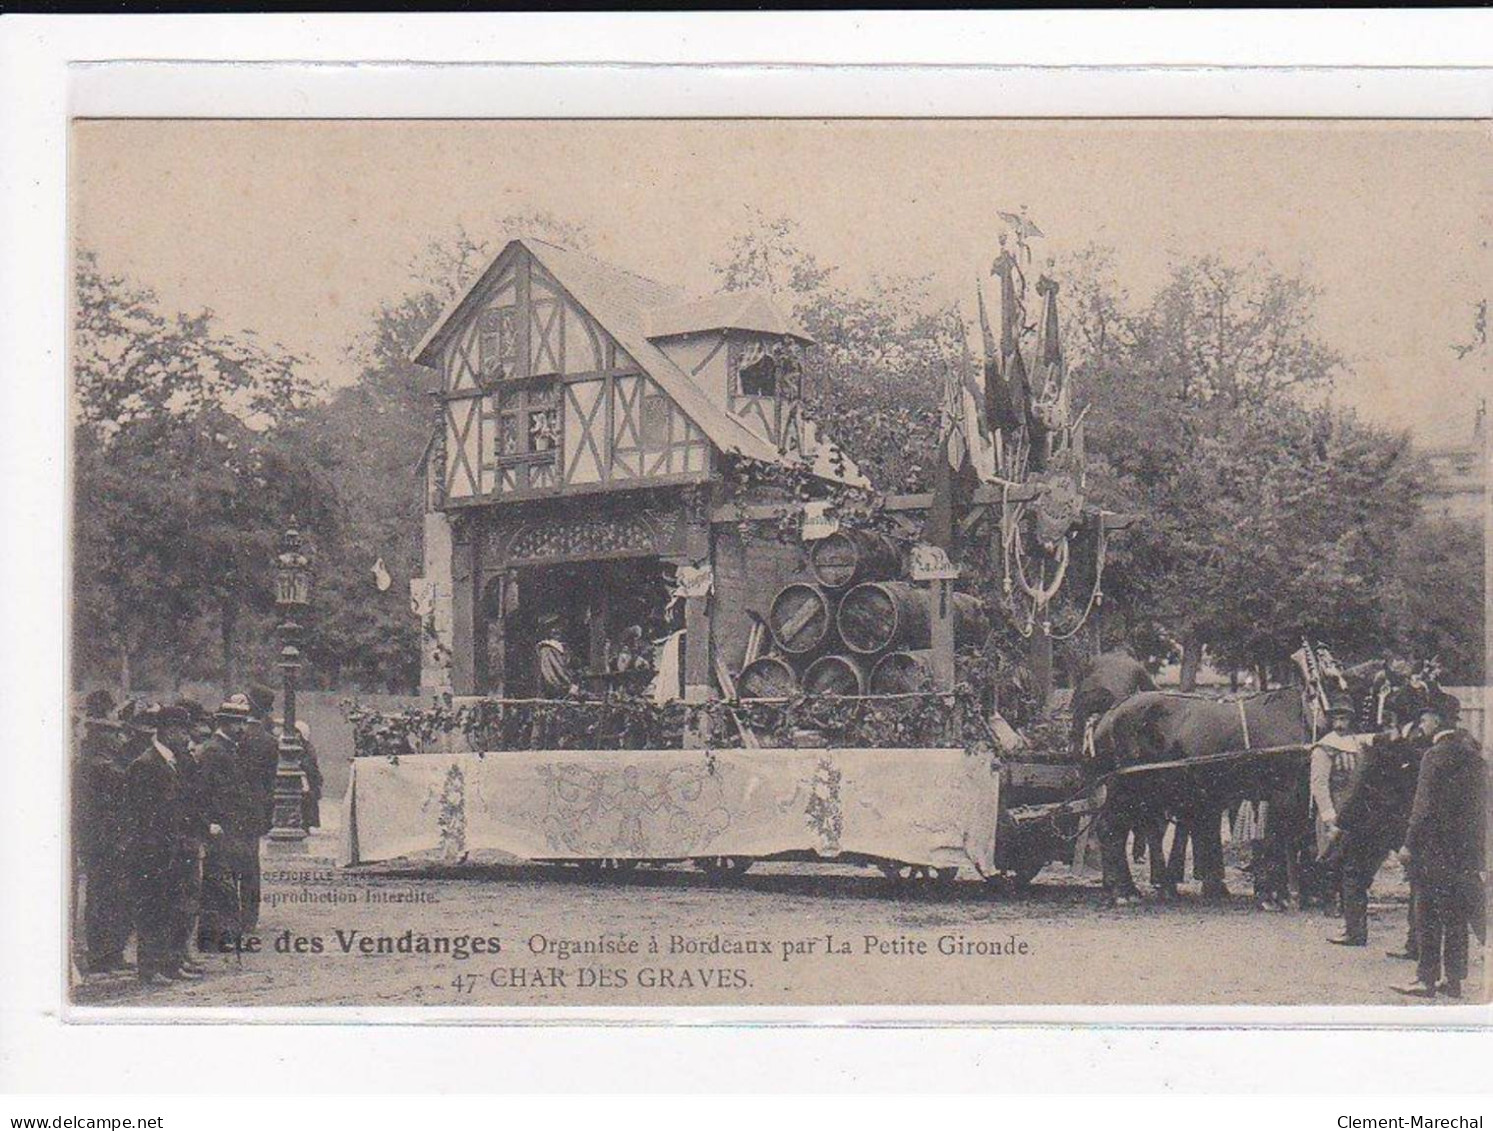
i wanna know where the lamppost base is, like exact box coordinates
[265,828,310,857]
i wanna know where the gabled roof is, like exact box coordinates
[646,290,813,343]
[413,238,778,465]
[411,237,864,486]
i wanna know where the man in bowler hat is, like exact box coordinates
[1393,695,1487,999]
[197,695,257,952]
[165,700,211,978]
[1327,697,1428,948]
[126,704,201,985]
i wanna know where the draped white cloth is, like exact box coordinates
[342,746,1000,874]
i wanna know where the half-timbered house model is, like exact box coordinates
[345,236,1120,879]
[410,237,870,706]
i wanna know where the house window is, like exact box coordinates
[488,380,559,491]
[479,305,519,379]
[735,338,802,399]
[529,403,559,452]
[738,345,777,397]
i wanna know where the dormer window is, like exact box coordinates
[735,338,802,399]
[738,344,778,397]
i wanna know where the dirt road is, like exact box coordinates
[71,838,1485,1010]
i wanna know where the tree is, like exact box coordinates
[1193,406,1427,677]
[712,209,836,298]
[1067,250,1435,686]
[1145,254,1342,409]
[1385,516,1485,684]
[72,250,329,692]
[712,213,956,492]
[74,251,312,437]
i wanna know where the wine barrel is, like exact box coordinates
[869,650,933,694]
[808,530,901,590]
[738,656,799,700]
[768,582,835,655]
[837,581,987,655]
[802,654,869,697]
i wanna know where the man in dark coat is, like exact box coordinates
[125,705,199,985]
[293,720,323,830]
[165,700,210,978]
[241,684,282,931]
[1393,697,1487,999]
[75,690,134,974]
[197,695,257,952]
[1327,716,1427,947]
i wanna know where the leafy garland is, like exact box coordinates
[344,687,995,759]
[716,455,898,545]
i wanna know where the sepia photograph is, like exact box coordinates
[64,115,1489,1014]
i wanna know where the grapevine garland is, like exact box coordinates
[343,687,995,760]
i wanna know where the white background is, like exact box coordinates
[2,10,1491,1103]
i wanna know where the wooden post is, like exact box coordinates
[682,586,711,703]
[928,578,955,691]
[487,568,511,698]
[588,584,610,678]
[450,516,479,696]
[680,487,714,707]
[471,522,490,693]
[1031,622,1053,708]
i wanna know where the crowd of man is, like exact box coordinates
[73,684,323,987]
[1303,677,1486,999]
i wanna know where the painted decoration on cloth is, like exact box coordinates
[343,747,999,873]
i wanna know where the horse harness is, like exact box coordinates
[1086,687,1310,780]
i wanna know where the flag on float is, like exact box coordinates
[957,316,998,483]
[993,248,1036,442]
[977,280,1021,436]
[1028,275,1071,471]
[922,333,989,550]
[1033,275,1067,412]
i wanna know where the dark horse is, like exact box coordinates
[1070,653,1172,887]
[1084,686,1315,904]
[1070,652,1158,749]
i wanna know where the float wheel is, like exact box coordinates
[879,863,958,885]
[576,858,639,878]
[694,856,754,883]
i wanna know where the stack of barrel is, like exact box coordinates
[737,529,987,700]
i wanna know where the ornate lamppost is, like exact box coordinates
[268,522,311,855]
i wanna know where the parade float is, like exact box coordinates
[342,230,1134,888]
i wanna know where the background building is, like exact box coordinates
[1420,400,1487,524]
